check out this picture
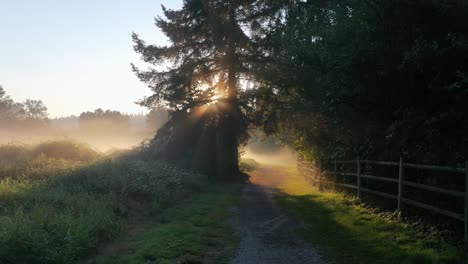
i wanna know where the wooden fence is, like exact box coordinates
[298,157,468,242]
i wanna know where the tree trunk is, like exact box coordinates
[214,2,241,181]
[192,123,218,178]
[216,103,241,181]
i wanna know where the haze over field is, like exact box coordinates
[0,115,151,151]
[1,0,181,117]
[0,85,168,150]
[1,0,467,263]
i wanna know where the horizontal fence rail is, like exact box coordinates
[402,181,465,198]
[360,174,399,183]
[297,157,468,242]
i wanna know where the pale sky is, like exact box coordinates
[0,0,182,117]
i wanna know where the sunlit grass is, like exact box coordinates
[271,164,465,264]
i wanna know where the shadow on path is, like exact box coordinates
[228,173,329,264]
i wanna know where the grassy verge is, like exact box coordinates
[273,165,466,264]
[0,141,209,263]
[91,183,241,264]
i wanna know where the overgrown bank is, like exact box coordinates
[0,141,227,263]
[268,165,466,264]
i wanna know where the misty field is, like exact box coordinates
[0,140,211,263]
[2,0,468,262]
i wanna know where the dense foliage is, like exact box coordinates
[134,0,468,168]
[252,0,468,165]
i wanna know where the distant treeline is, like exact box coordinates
[0,86,168,148]
[0,86,48,129]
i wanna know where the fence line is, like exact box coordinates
[297,157,468,242]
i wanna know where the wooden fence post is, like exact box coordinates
[465,161,468,242]
[398,156,404,212]
[333,158,337,191]
[308,162,313,185]
[318,159,322,191]
[357,157,361,198]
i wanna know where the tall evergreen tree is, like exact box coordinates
[132,0,284,179]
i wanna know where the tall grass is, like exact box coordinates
[0,140,100,180]
[0,141,207,263]
[0,140,100,164]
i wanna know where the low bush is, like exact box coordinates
[239,158,259,172]
[32,140,101,162]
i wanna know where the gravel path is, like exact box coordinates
[228,181,329,264]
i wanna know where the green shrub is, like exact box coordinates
[0,140,101,180]
[0,140,101,165]
[239,158,259,172]
[32,140,101,162]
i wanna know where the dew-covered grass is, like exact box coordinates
[273,164,465,264]
[0,141,208,263]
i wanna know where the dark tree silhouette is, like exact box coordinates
[132,0,282,180]
[24,99,48,120]
[262,0,468,164]
[0,86,49,126]
[0,86,23,122]
[133,0,468,176]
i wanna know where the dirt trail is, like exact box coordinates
[228,167,329,264]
